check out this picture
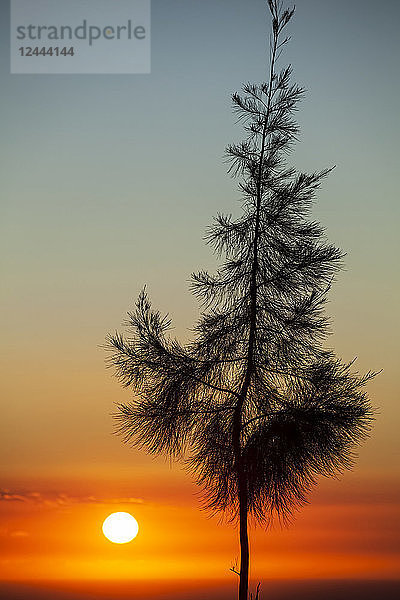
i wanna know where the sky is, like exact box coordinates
[1,0,399,598]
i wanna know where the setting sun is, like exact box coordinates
[102,512,139,544]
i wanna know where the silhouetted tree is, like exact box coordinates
[107,2,375,599]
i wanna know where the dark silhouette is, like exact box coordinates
[107,2,375,599]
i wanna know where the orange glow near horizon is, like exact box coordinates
[1,473,399,583]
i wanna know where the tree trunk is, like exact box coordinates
[238,477,249,600]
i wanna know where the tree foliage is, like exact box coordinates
[107,1,374,596]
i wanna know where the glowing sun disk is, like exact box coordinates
[102,512,139,544]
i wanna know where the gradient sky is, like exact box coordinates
[1,0,399,597]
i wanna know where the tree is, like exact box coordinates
[106,2,375,599]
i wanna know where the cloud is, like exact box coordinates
[9,530,29,538]
[0,490,143,507]
[0,492,28,503]
[93,496,144,505]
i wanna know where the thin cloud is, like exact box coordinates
[9,530,29,538]
[0,489,143,507]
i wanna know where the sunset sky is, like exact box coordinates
[1,0,399,598]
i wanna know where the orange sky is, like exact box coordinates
[1,306,398,586]
[1,312,399,585]
[1,467,399,583]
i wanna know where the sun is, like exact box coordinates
[102,512,139,544]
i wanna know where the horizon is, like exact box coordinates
[1,579,400,600]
